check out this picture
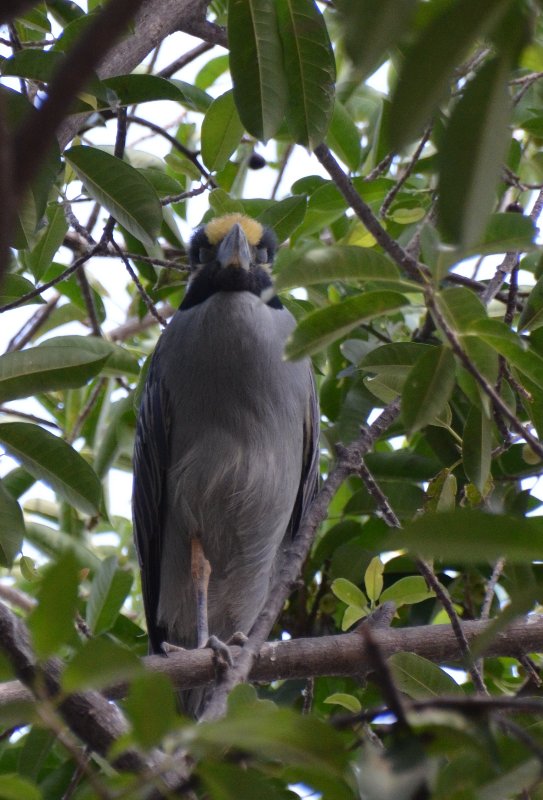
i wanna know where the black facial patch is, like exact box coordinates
[181,223,282,311]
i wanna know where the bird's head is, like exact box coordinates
[182,214,280,309]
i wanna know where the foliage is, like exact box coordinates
[1,0,543,798]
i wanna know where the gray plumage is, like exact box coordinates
[132,217,318,718]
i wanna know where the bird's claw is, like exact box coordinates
[206,635,234,671]
[227,631,248,647]
[161,641,187,655]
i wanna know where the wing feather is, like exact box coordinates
[132,355,171,653]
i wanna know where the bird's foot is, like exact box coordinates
[161,641,187,655]
[206,635,234,671]
[227,631,248,647]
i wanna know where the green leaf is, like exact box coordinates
[390,0,511,148]
[360,342,434,375]
[0,345,108,404]
[0,479,25,567]
[40,335,140,377]
[28,551,79,658]
[364,556,384,603]
[0,423,102,515]
[86,556,133,635]
[64,145,162,248]
[201,90,244,172]
[323,693,362,713]
[169,79,214,112]
[380,576,436,607]
[285,290,409,359]
[402,346,456,435]
[275,245,407,292]
[62,637,142,692]
[336,0,417,80]
[425,470,457,514]
[391,509,543,563]
[518,272,543,333]
[471,211,537,258]
[436,286,487,333]
[276,0,336,148]
[125,672,177,748]
[0,774,41,800]
[438,56,512,246]
[25,202,68,280]
[257,196,307,243]
[0,274,41,308]
[228,0,287,141]
[331,577,367,609]
[470,318,543,390]
[195,706,348,772]
[103,73,209,107]
[327,100,361,170]
[388,652,464,699]
[342,605,367,631]
[463,406,492,493]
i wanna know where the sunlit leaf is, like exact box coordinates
[285,291,409,359]
[0,423,102,515]
[86,556,133,635]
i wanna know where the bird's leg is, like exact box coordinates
[191,536,212,648]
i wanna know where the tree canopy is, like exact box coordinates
[2,0,543,798]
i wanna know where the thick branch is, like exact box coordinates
[1,616,541,711]
[57,0,217,150]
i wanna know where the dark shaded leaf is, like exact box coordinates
[228,0,287,141]
[64,145,162,247]
[391,509,543,563]
[390,0,511,148]
[258,196,307,243]
[201,90,244,172]
[438,57,512,246]
[336,0,417,80]
[0,479,25,566]
[276,0,336,148]
[402,346,456,435]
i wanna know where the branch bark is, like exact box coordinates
[1,616,541,712]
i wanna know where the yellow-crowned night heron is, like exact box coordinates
[132,213,319,717]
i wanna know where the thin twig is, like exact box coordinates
[6,296,60,351]
[67,379,107,445]
[0,406,61,429]
[380,125,432,218]
[0,247,102,313]
[109,238,167,327]
[158,42,214,78]
[271,143,294,199]
[126,114,214,185]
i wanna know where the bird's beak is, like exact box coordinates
[217,223,252,270]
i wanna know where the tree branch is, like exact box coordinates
[1,616,541,712]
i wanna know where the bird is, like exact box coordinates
[132,213,319,718]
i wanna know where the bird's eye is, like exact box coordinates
[199,247,215,264]
[256,248,269,264]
